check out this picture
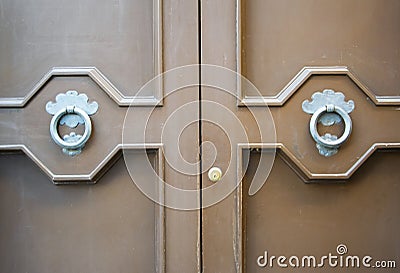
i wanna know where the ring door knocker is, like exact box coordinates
[46,90,99,156]
[302,89,355,157]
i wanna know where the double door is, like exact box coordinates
[0,1,399,272]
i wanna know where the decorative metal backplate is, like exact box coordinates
[302,89,355,126]
[302,89,355,157]
[46,90,99,128]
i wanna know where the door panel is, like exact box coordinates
[243,151,400,273]
[201,0,400,272]
[242,0,400,98]
[0,0,157,100]
[0,153,163,273]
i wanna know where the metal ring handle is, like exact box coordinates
[50,106,92,150]
[309,105,352,148]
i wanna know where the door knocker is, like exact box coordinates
[46,90,99,156]
[302,89,355,157]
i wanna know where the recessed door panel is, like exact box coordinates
[0,0,158,99]
[242,0,400,98]
[0,153,164,273]
[242,151,400,273]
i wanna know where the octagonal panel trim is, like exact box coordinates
[0,67,163,107]
[237,66,400,107]
[0,143,164,184]
[238,143,400,183]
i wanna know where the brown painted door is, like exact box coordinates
[0,1,200,272]
[1,1,400,273]
[201,0,400,273]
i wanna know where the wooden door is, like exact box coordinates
[1,1,400,273]
[0,1,200,272]
[201,1,400,272]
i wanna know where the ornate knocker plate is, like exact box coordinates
[302,89,355,157]
[46,91,99,156]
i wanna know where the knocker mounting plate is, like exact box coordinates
[46,91,99,156]
[302,89,355,157]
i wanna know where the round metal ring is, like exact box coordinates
[50,106,92,150]
[309,105,352,148]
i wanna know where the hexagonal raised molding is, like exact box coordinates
[238,143,400,182]
[1,66,399,183]
[0,143,163,183]
[235,65,400,181]
[238,66,400,106]
[0,67,162,107]
[0,0,166,186]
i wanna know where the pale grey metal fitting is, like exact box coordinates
[46,91,98,156]
[302,89,355,157]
